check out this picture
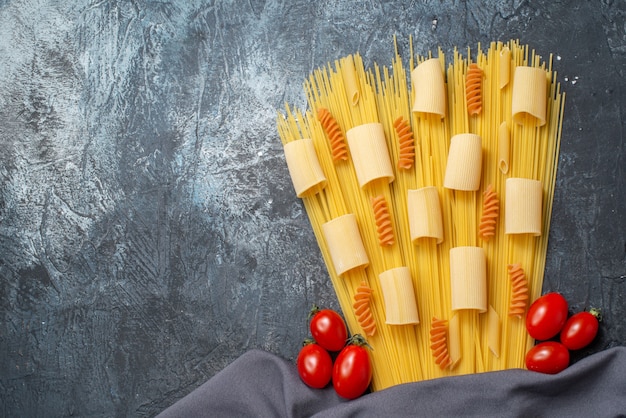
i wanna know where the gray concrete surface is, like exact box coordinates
[0,1,624,416]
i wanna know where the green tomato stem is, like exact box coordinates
[588,307,602,321]
[349,334,373,351]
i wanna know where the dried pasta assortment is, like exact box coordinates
[276,39,565,391]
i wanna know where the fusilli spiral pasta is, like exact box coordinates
[430,317,452,369]
[479,184,500,241]
[507,263,529,318]
[393,116,415,170]
[353,281,377,336]
[371,195,395,246]
[317,107,348,162]
[466,63,483,116]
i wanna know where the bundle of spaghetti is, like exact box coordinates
[372,46,433,379]
[304,53,424,388]
[277,39,565,390]
[278,104,403,389]
[404,52,452,379]
[362,58,426,385]
[446,47,485,376]
[506,43,563,369]
[374,45,436,379]
[475,43,509,372]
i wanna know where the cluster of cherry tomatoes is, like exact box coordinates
[296,305,372,399]
[525,292,601,374]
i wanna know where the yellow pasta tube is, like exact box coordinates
[443,133,483,191]
[378,266,420,325]
[498,121,510,174]
[512,66,547,126]
[487,305,501,358]
[341,55,361,106]
[505,178,543,236]
[407,186,444,244]
[346,122,395,189]
[499,46,511,89]
[283,138,327,197]
[411,58,446,118]
[450,246,487,312]
[448,313,461,368]
[322,214,369,276]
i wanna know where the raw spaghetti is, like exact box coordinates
[276,39,565,391]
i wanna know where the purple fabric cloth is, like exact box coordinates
[157,347,626,417]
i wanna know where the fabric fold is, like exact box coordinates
[158,347,626,418]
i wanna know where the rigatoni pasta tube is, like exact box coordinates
[450,246,487,312]
[512,66,547,126]
[505,178,543,236]
[283,138,327,197]
[378,266,419,325]
[411,58,446,119]
[346,123,395,189]
[322,214,369,276]
[444,133,483,191]
[407,186,444,244]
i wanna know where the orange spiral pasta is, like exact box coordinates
[371,195,395,246]
[317,107,348,162]
[430,317,452,369]
[393,116,415,170]
[465,63,483,116]
[507,263,529,318]
[353,281,377,336]
[479,184,500,241]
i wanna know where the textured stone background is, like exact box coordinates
[0,1,624,416]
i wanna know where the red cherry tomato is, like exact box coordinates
[525,341,570,374]
[332,335,372,400]
[309,305,348,352]
[526,292,568,341]
[560,308,601,350]
[296,341,333,389]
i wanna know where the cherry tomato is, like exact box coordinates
[309,305,348,352]
[296,341,333,389]
[560,308,601,350]
[526,292,568,341]
[525,341,570,374]
[332,334,372,400]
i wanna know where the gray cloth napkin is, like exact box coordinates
[157,346,626,417]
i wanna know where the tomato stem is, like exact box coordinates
[302,337,316,347]
[308,304,321,320]
[349,334,373,351]
[588,307,602,321]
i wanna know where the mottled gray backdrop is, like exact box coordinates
[1,1,624,416]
